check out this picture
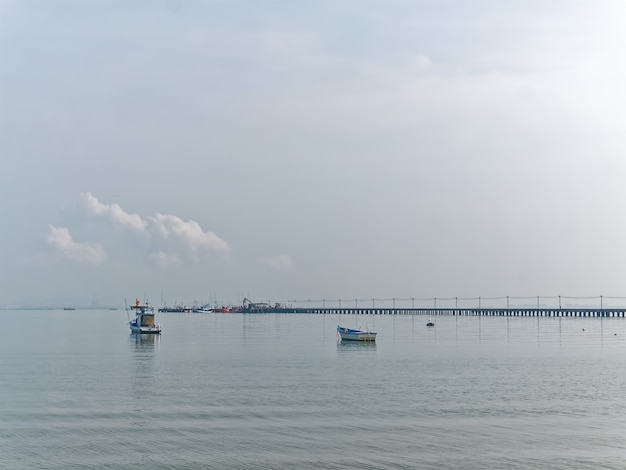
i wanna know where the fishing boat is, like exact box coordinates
[427,320,435,327]
[337,325,377,342]
[192,304,213,313]
[129,299,161,334]
[213,306,231,313]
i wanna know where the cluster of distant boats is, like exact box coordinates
[157,297,267,313]
[129,297,436,339]
[158,304,233,313]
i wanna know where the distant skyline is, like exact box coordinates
[1,1,625,308]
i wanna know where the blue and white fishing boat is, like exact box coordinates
[337,325,377,342]
[129,299,161,334]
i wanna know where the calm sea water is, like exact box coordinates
[1,310,626,469]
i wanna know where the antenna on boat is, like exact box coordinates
[124,298,130,322]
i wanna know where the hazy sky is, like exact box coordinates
[1,1,625,308]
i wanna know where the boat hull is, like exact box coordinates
[130,323,161,334]
[337,326,377,341]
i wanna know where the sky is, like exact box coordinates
[1,0,625,309]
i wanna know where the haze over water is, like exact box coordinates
[1,310,625,469]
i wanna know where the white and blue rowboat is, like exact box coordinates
[129,299,162,334]
[337,325,377,342]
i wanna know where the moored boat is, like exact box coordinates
[192,304,213,313]
[129,299,161,334]
[337,325,377,342]
[213,306,231,313]
[158,305,191,313]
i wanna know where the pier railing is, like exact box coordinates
[243,306,626,317]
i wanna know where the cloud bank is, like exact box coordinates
[46,225,106,265]
[47,193,230,266]
[81,192,146,232]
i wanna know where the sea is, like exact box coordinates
[1,309,626,469]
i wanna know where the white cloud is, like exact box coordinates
[259,254,293,271]
[80,192,146,232]
[46,225,106,265]
[147,213,230,258]
[71,193,231,264]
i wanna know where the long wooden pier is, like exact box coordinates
[243,306,626,318]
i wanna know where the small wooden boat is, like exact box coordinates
[337,325,377,342]
[129,299,161,334]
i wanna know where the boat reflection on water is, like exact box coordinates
[130,332,160,350]
[336,341,377,352]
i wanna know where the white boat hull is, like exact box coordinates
[130,323,161,334]
[337,326,377,341]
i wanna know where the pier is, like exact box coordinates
[236,296,626,317]
[243,306,626,317]
[243,307,626,318]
